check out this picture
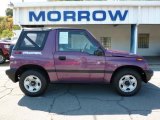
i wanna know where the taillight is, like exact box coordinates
[4,44,10,49]
[14,51,22,54]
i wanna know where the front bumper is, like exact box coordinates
[6,68,17,83]
[144,69,153,82]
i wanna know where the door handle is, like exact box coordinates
[58,56,66,60]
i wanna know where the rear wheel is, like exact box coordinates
[113,69,142,96]
[0,53,6,64]
[19,70,48,97]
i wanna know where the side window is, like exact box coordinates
[58,31,97,54]
[19,32,47,50]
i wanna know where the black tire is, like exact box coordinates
[0,53,6,64]
[19,70,48,97]
[113,69,142,96]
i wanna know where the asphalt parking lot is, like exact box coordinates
[0,61,160,120]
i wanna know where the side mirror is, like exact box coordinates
[94,48,104,56]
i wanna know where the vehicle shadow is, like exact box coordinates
[18,82,160,116]
[0,61,9,67]
[145,56,160,71]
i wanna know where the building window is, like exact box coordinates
[138,34,149,48]
[100,37,111,49]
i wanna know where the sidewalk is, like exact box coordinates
[145,56,160,71]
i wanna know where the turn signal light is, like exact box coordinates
[136,58,143,61]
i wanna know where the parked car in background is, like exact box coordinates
[6,28,153,97]
[0,37,18,64]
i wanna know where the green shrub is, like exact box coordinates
[1,29,13,38]
[13,25,21,30]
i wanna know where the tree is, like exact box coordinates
[13,25,21,30]
[1,29,13,38]
[5,8,13,17]
[0,16,14,38]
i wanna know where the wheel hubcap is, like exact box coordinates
[124,81,130,86]
[119,75,137,93]
[24,75,42,93]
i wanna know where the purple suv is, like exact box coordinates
[6,28,153,97]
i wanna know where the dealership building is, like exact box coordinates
[13,1,160,56]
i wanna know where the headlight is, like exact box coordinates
[4,45,10,49]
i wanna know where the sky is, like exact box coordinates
[0,0,46,16]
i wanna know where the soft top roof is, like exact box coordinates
[22,27,86,32]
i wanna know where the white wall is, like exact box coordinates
[138,25,160,56]
[13,30,21,38]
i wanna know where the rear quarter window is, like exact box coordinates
[17,31,48,50]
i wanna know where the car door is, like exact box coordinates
[53,29,105,83]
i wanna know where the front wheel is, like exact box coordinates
[0,53,6,64]
[19,70,48,97]
[113,69,142,96]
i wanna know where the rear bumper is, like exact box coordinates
[144,69,153,82]
[6,68,17,83]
